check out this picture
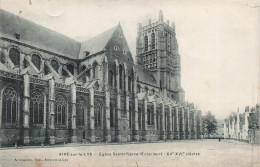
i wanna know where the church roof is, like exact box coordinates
[79,25,118,59]
[0,9,124,60]
[0,9,81,59]
[135,65,158,87]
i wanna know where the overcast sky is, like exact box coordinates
[1,0,259,120]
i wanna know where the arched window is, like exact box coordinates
[30,91,44,125]
[165,108,168,131]
[156,108,160,129]
[129,104,133,129]
[147,105,154,126]
[144,35,148,51]
[128,76,132,92]
[93,62,99,79]
[9,48,20,67]
[172,110,174,131]
[101,60,106,84]
[0,51,6,64]
[2,87,17,125]
[31,54,41,70]
[165,33,168,52]
[67,64,74,76]
[76,97,85,126]
[147,108,151,125]
[151,33,155,49]
[51,59,59,72]
[109,70,114,87]
[119,65,124,89]
[110,102,114,128]
[55,95,66,125]
[138,106,142,130]
[151,105,154,125]
[94,101,102,127]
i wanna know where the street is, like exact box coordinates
[0,139,259,167]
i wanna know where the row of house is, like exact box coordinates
[223,104,260,144]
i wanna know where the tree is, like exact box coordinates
[202,111,218,138]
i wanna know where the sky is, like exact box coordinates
[0,0,259,120]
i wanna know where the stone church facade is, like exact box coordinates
[0,9,203,146]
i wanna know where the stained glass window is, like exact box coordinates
[144,35,148,51]
[93,62,99,79]
[2,87,17,125]
[109,70,114,87]
[9,48,20,67]
[94,101,102,127]
[151,33,155,49]
[51,59,59,72]
[31,54,41,70]
[138,106,142,130]
[110,102,114,128]
[55,95,66,125]
[76,97,85,126]
[128,76,132,92]
[30,91,44,125]
[119,65,124,89]
[148,108,151,125]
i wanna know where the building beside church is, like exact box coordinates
[0,9,203,146]
[224,105,260,144]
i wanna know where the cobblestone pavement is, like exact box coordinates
[0,139,259,167]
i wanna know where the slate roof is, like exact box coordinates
[0,9,125,60]
[79,25,118,59]
[0,9,81,59]
[135,65,158,87]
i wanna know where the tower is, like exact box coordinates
[136,10,184,102]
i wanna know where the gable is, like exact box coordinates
[105,24,134,70]
[79,26,118,59]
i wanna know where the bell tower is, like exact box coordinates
[136,10,184,102]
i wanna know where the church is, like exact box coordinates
[0,9,203,146]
